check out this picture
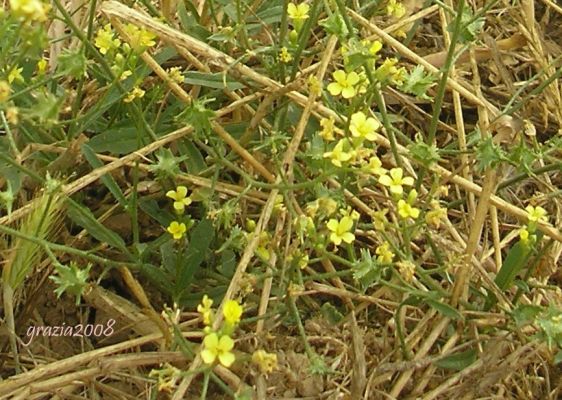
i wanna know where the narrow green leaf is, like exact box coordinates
[81,144,127,207]
[138,198,174,226]
[88,125,141,155]
[183,71,245,90]
[138,263,173,296]
[554,349,562,365]
[175,219,215,299]
[435,349,477,370]
[495,240,532,290]
[178,139,207,174]
[66,200,128,253]
[218,249,236,277]
[425,298,462,320]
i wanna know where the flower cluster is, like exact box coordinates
[165,186,192,240]
[122,23,157,52]
[197,296,244,368]
[94,24,121,55]
[519,205,548,244]
[9,0,50,22]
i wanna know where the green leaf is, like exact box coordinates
[88,125,141,155]
[28,90,64,125]
[475,135,506,171]
[252,5,283,24]
[178,139,207,174]
[512,304,543,327]
[494,240,532,291]
[183,71,245,90]
[321,302,344,325]
[138,198,173,226]
[147,148,185,180]
[66,200,128,253]
[507,140,537,175]
[160,240,178,275]
[435,349,477,370]
[424,297,462,320]
[353,249,383,291]
[81,144,128,208]
[176,98,215,135]
[174,219,215,299]
[319,13,349,37]
[138,263,173,296]
[218,249,236,277]
[177,1,211,41]
[399,65,436,99]
[450,8,485,43]
[408,138,440,168]
[50,262,91,305]
[554,350,562,365]
[57,49,87,79]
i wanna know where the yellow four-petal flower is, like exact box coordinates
[327,216,355,246]
[201,333,235,367]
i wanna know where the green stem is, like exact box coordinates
[200,370,210,400]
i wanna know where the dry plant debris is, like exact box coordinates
[1,0,562,398]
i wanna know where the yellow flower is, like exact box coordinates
[255,231,272,261]
[119,70,132,81]
[525,205,547,223]
[223,300,243,326]
[397,199,420,220]
[327,70,360,99]
[279,47,293,63]
[386,0,406,18]
[350,111,380,141]
[319,116,336,141]
[375,58,400,83]
[340,206,360,221]
[197,295,214,326]
[368,40,383,55]
[371,209,388,231]
[306,197,338,218]
[252,350,278,374]
[6,107,18,125]
[297,253,309,269]
[376,242,394,264]
[201,333,235,367]
[287,2,309,20]
[167,221,186,240]
[8,67,23,84]
[323,139,353,167]
[391,66,407,86]
[124,86,145,103]
[0,81,11,103]
[94,24,121,55]
[149,363,181,393]
[9,0,49,21]
[364,156,387,176]
[167,67,184,84]
[308,75,321,96]
[378,167,414,195]
[397,260,415,282]
[123,23,157,51]
[519,227,530,243]
[166,186,192,214]
[37,58,48,74]
[327,216,355,246]
[425,200,447,228]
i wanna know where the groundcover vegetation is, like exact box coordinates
[1,0,562,398]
